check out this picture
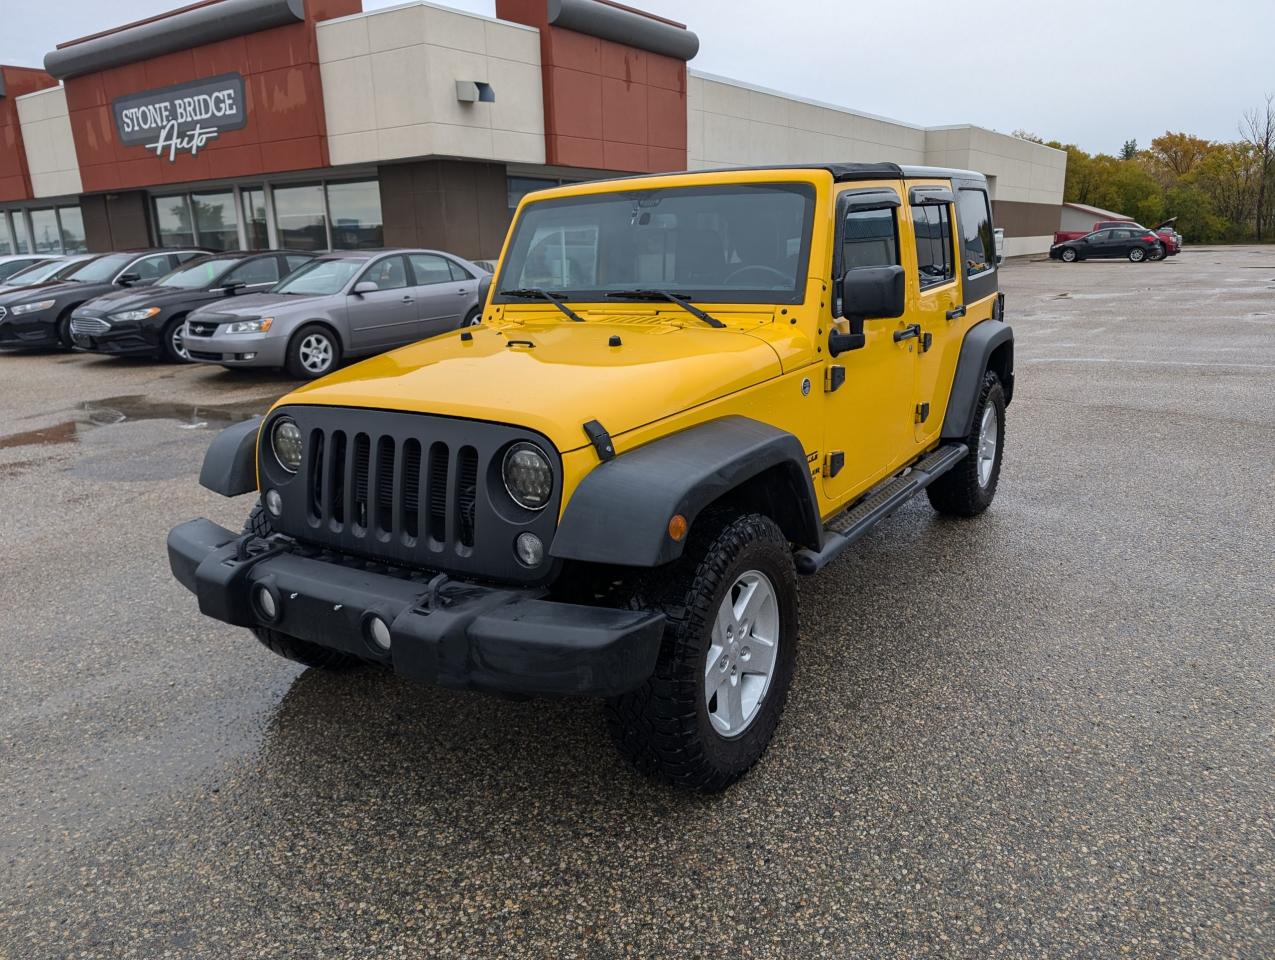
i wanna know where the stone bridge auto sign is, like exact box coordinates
[112,74,247,162]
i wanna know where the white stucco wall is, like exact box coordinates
[16,85,82,198]
[317,1,546,167]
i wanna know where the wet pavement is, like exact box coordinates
[1,249,1273,959]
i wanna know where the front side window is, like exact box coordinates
[66,254,133,283]
[359,255,407,290]
[275,258,363,295]
[911,204,955,286]
[225,257,281,286]
[841,208,899,270]
[158,257,240,289]
[497,182,816,305]
[956,188,995,277]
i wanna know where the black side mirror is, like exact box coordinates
[476,274,493,313]
[829,265,905,357]
[221,280,246,296]
[117,272,141,286]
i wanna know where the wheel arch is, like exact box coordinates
[940,318,1014,440]
[550,416,822,569]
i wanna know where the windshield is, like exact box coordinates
[66,254,134,283]
[274,258,363,295]
[158,257,239,289]
[495,182,816,305]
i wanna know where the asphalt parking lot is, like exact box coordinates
[1,247,1272,959]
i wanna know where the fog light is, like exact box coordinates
[367,614,391,650]
[265,489,282,516]
[515,532,544,567]
[256,585,278,620]
[242,352,256,360]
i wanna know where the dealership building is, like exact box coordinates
[0,0,1067,264]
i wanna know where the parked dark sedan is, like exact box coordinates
[0,249,207,350]
[1050,227,1164,263]
[71,250,315,362]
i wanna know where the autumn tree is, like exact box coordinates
[1239,94,1275,240]
[1148,132,1212,180]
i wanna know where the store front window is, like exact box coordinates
[58,207,87,253]
[0,214,12,255]
[242,189,269,250]
[11,212,31,254]
[192,192,238,251]
[327,180,383,249]
[29,209,61,253]
[273,184,327,251]
[155,195,196,247]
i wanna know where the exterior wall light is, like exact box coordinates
[455,81,495,103]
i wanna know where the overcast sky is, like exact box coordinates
[4,0,1270,154]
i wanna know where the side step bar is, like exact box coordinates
[794,443,968,575]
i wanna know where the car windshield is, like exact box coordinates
[157,257,239,289]
[495,182,816,306]
[274,258,363,295]
[65,254,134,283]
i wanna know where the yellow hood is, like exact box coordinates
[283,317,784,452]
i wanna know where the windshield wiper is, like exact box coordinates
[603,289,726,328]
[500,287,585,322]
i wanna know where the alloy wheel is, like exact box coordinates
[299,333,333,374]
[705,569,780,738]
[977,402,998,488]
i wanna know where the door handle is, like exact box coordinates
[946,305,966,320]
[457,289,469,295]
[893,323,921,342]
[401,296,414,303]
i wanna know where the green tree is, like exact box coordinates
[1120,139,1139,160]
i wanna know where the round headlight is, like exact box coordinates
[270,417,303,474]
[502,441,553,511]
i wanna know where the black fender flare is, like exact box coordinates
[549,416,822,568]
[199,417,261,496]
[940,319,1014,440]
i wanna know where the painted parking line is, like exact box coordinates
[1022,357,1275,370]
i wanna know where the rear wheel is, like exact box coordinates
[1128,247,1146,262]
[160,316,191,362]
[285,324,341,379]
[1060,248,1077,263]
[927,370,1005,517]
[242,502,361,671]
[605,512,799,792]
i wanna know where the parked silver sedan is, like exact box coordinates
[183,249,490,379]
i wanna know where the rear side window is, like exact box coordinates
[911,204,954,287]
[226,257,280,286]
[409,254,455,285]
[447,259,473,282]
[956,188,995,277]
[842,209,898,269]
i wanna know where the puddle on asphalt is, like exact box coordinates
[0,394,271,452]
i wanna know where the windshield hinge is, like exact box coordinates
[583,419,616,462]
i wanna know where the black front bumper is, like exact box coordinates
[71,317,162,355]
[168,519,665,697]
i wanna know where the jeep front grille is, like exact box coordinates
[263,406,561,583]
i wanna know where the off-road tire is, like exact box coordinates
[242,501,361,671]
[927,370,1005,517]
[605,512,799,792]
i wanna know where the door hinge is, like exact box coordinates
[921,331,933,353]
[825,451,844,478]
[824,365,845,393]
[915,402,930,424]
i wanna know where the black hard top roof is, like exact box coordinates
[688,163,987,183]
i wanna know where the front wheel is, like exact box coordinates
[926,370,1005,517]
[1128,247,1146,262]
[160,317,191,362]
[606,512,799,792]
[285,324,342,379]
[1060,248,1078,263]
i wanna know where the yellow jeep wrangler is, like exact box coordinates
[169,163,1013,791]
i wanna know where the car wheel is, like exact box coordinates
[160,316,191,362]
[461,307,482,328]
[1060,248,1077,262]
[1128,247,1146,262]
[55,311,75,349]
[605,511,799,792]
[926,370,1006,517]
[285,324,342,380]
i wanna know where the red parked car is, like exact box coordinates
[1054,218,1180,257]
